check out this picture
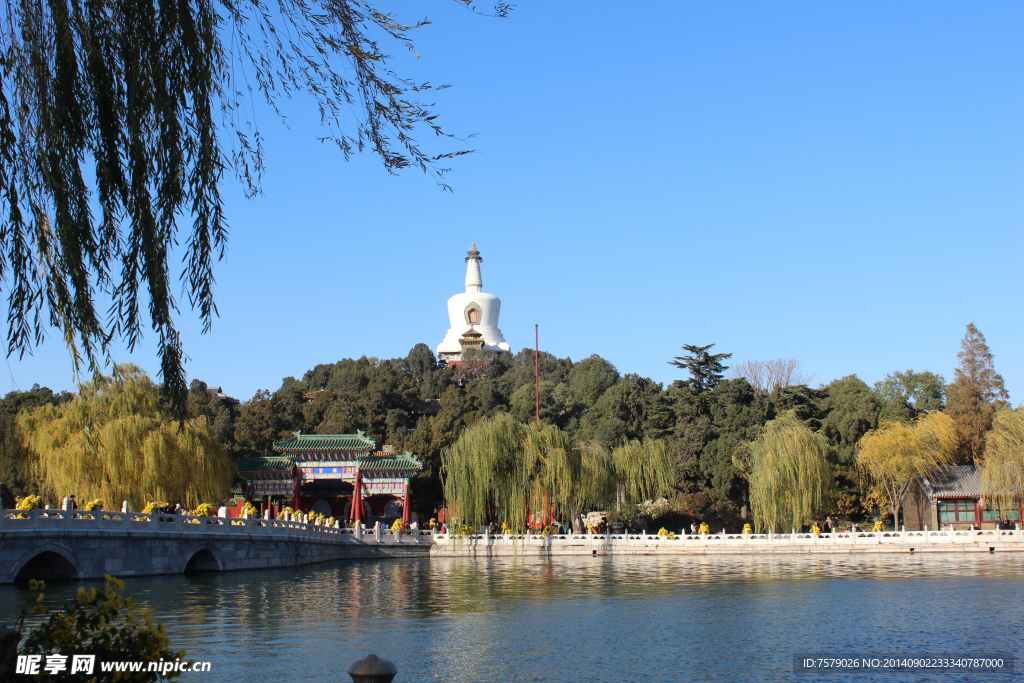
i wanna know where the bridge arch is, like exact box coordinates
[10,544,82,582]
[181,543,224,573]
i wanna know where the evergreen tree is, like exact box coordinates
[946,323,1009,463]
[669,344,732,394]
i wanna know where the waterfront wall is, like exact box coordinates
[429,528,1024,557]
[5,508,1022,584]
[0,509,431,584]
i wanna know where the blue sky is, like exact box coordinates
[6,1,1022,402]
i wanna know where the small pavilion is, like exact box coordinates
[236,431,422,525]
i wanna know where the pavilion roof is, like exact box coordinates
[237,456,295,472]
[359,452,423,472]
[919,465,983,499]
[273,430,378,452]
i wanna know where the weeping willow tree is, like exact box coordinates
[979,407,1024,510]
[857,411,958,530]
[17,365,235,509]
[442,413,672,532]
[748,412,835,533]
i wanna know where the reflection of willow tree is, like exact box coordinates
[979,408,1024,510]
[748,413,835,533]
[18,365,234,509]
[857,411,957,530]
[441,413,671,532]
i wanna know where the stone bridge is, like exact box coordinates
[0,509,431,584]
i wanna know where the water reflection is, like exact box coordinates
[2,554,1022,682]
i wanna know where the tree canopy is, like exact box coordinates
[856,411,958,529]
[746,412,834,533]
[946,323,1009,463]
[441,412,671,532]
[17,365,234,508]
[979,407,1024,508]
[669,344,732,394]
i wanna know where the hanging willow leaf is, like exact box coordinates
[979,407,1024,507]
[0,0,506,413]
[748,412,835,533]
[442,414,672,532]
[17,364,235,508]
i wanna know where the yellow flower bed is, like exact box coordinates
[189,503,214,517]
[16,495,42,511]
[141,501,167,515]
[657,527,676,539]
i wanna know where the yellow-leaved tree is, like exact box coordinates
[18,365,235,510]
[979,407,1024,510]
[857,411,958,530]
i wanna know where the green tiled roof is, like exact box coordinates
[237,456,295,472]
[359,452,423,472]
[273,430,378,452]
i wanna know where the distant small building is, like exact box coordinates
[902,465,1021,530]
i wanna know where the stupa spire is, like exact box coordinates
[465,242,482,293]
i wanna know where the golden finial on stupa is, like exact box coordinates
[472,242,476,250]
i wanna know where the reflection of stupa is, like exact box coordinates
[436,243,511,364]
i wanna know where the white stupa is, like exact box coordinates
[436,243,511,364]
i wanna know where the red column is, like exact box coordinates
[351,471,363,524]
[402,482,411,526]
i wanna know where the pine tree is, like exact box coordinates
[946,323,1009,464]
[669,344,732,394]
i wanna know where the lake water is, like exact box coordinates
[2,554,1022,682]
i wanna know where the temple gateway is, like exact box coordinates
[436,243,511,364]
[237,431,422,525]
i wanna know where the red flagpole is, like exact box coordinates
[535,323,540,426]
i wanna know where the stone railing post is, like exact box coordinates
[791,528,796,544]
[374,523,382,544]
[924,525,929,542]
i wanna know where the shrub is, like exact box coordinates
[141,501,167,515]
[189,503,214,517]
[83,499,104,512]
[15,495,41,511]
[3,577,189,682]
